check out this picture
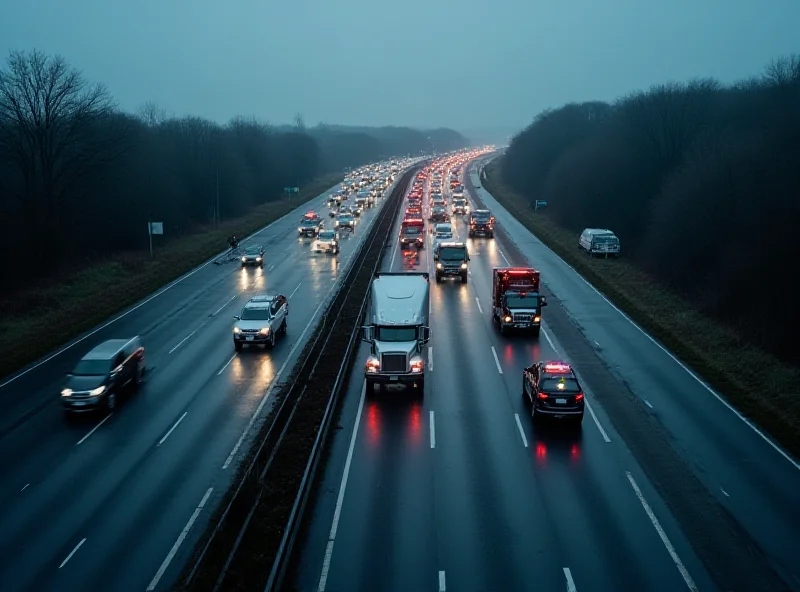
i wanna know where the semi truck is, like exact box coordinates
[492,267,547,336]
[361,272,431,395]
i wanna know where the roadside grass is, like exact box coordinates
[480,160,800,458]
[0,174,342,380]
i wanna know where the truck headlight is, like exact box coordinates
[534,316,540,322]
[241,257,246,262]
[256,257,262,262]
[61,388,72,397]
[366,356,380,372]
[298,227,303,232]
[90,386,106,396]
[410,357,424,373]
[460,263,467,269]
[436,262,443,269]
[504,315,512,323]
[233,327,241,333]
[259,327,270,335]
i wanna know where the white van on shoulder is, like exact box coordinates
[579,228,620,258]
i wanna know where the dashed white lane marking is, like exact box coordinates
[542,327,557,352]
[317,383,366,591]
[157,412,187,446]
[21,483,29,492]
[289,282,302,299]
[514,414,529,447]
[76,414,112,446]
[147,487,213,591]
[475,297,483,314]
[211,295,237,317]
[169,329,198,354]
[645,399,654,409]
[428,346,433,372]
[720,487,730,497]
[268,264,275,271]
[439,570,446,591]
[498,250,511,266]
[217,353,237,376]
[59,538,86,569]
[626,472,698,591]
[585,399,611,443]
[563,567,577,591]
[491,346,503,374]
[430,411,436,449]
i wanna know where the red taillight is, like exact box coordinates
[575,393,584,402]
[537,392,548,400]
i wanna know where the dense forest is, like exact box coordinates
[0,50,468,287]
[500,55,800,363]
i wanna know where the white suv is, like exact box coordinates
[233,294,288,350]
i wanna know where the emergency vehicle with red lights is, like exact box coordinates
[400,218,425,248]
[492,267,547,336]
[522,361,585,424]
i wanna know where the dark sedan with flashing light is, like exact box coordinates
[522,361,585,425]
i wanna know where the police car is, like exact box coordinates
[522,361,585,424]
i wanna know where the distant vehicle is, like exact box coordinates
[61,337,145,413]
[298,213,324,237]
[522,361,585,425]
[361,272,431,395]
[469,209,495,238]
[233,294,288,350]
[241,245,264,268]
[434,223,453,241]
[313,229,340,254]
[579,228,621,258]
[433,241,469,283]
[429,206,449,224]
[492,267,547,336]
[400,218,425,248]
[335,213,356,231]
[452,198,468,215]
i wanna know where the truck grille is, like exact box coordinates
[381,353,407,373]
[513,313,533,323]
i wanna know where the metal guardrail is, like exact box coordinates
[179,165,420,592]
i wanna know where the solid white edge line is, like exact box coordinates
[585,399,611,443]
[216,353,237,376]
[211,295,237,317]
[0,179,352,390]
[480,185,800,471]
[428,346,433,372]
[58,537,86,569]
[498,249,511,266]
[542,327,557,352]
[625,472,698,591]
[475,297,483,314]
[430,410,436,449]
[563,567,577,592]
[289,282,302,299]
[490,346,503,374]
[438,570,446,591]
[157,411,187,446]
[76,414,112,446]
[168,329,197,354]
[147,487,213,591]
[318,382,366,591]
[514,413,529,447]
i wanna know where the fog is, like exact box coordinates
[1,0,798,136]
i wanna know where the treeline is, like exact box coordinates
[501,55,800,363]
[0,50,468,287]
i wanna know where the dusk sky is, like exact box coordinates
[2,0,798,135]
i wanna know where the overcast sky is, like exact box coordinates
[1,0,798,134]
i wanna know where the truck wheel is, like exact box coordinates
[531,327,540,338]
[416,378,425,396]
[499,323,507,335]
[365,378,376,395]
[461,273,467,284]
[436,274,442,283]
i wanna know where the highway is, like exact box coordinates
[291,160,799,591]
[0,172,405,592]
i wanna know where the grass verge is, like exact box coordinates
[0,174,342,380]
[478,159,800,458]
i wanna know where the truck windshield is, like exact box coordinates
[438,247,466,261]
[376,327,417,341]
[505,294,539,308]
[403,227,421,235]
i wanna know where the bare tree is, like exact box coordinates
[138,101,168,126]
[293,113,306,131]
[0,49,126,260]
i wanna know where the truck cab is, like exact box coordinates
[400,218,425,249]
[361,272,431,395]
[492,267,547,336]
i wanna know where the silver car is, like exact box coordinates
[233,294,288,350]
[241,245,264,267]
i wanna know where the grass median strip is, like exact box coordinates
[0,174,341,380]
[477,160,800,458]
[179,169,413,592]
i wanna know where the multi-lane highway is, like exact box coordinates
[0,169,407,592]
[291,158,799,591]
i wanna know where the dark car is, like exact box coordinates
[241,245,264,267]
[522,360,585,425]
[61,337,146,413]
[469,209,495,238]
[298,217,323,237]
[429,206,449,223]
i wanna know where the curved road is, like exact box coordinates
[291,161,799,591]
[0,170,409,592]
